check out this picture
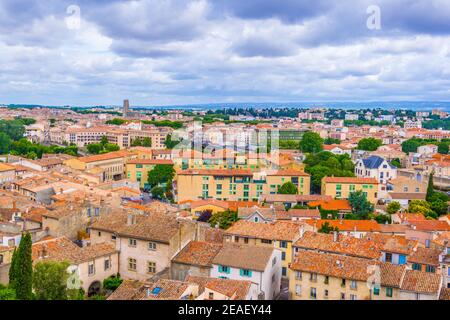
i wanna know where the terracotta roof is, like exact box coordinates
[0,163,15,172]
[431,231,450,248]
[290,251,383,282]
[191,199,229,210]
[293,231,384,259]
[388,193,426,200]
[212,244,274,272]
[90,211,182,243]
[225,220,303,241]
[400,270,441,294]
[107,280,146,300]
[75,150,134,163]
[172,241,222,267]
[322,177,378,184]
[238,206,275,220]
[409,220,450,232]
[440,288,450,300]
[382,236,418,255]
[108,279,195,300]
[186,276,252,300]
[408,247,442,266]
[380,263,406,288]
[32,237,117,265]
[288,208,320,219]
[306,219,381,232]
[308,200,351,211]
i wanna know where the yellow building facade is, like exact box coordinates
[321,177,379,204]
[176,169,310,203]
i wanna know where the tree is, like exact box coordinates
[318,222,339,234]
[300,132,323,153]
[164,134,180,149]
[437,142,449,155]
[0,285,16,300]
[131,138,142,146]
[357,138,382,151]
[208,210,238,229]
[103,274,123,291]
[12,233,33,300]
[0,132,12,154]
[33,261,71,300]
[390,158,401,168]
[0,119,25,141]
[104,143,120,152]
[147,164,175,188]
[8,249,19,290]
[408,200,436,218]
[142,137,152,147]
[348,191,374,219]
[87,143,103,154]
[386,201,401,215]
[100,136,108,146]
[426,174,434,202]
[150,186,165,199]
[278,181,298,194]
[324,137,340,145]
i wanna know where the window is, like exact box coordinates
[254,216,259,222]
[261,239,272,244]
[425,265,436,273]
[129,238,137,247]
[240,269,252,277]
[373,287,380,295]
[147,261,156,274]
[340,293,346,300]
[412,263,421,271]
[281,252,286,261]
[296,271,302,280]
[350,294,357,300]
[310,287,317,299]
[98,231,101,237]
[111,235,116,241]
[310,273,317,282]
[87,207,92,217]
[385,253,392,263]
[403,186,408,192]
[324,276,329,284]
[386,287,393,297]
[234,236,239,243]
[341,278,346,287]
[104,258,111,270]
[94,208,100,216]
[128,258,137,271]
[148,242,157,251]
[88,261,95,275]
[280,241,287,248]
[282,267,287,277]
[398,255,406,265]
[208,292,214,300]
[324,289,329,298]
[350,280,357,290]
[295,285,301,296]
[218,265,230,274]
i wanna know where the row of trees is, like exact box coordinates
[401,137,449,155]
[86,136,120,154]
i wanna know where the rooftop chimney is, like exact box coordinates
[127,214,136,226]
[333,231,339,242]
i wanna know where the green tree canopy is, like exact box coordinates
[386,201,401,215]
[208,210,238,229]
[0,132,12,154]
[300,131,324,153]
[33,261,71,300]
[357,138,382,151]
[426,174,434,201]
[147,164,175,188]
[324,137,341,145]
[142,137,152,147]
[11,233,33,300]
[348,191,374,219]
[150,186,165,199]
[278,181,298,194]
[318,222,339,234]
[86,143,103,154]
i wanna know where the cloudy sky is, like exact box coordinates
[0,0,449,106]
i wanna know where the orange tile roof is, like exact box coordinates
[408,247,442,266]
[322,177,379,184]
[76,150,135,163]
[308,199,351,211]
[225,220,304,241]
[306,219,381,232]
[400,270,442,294]
[293,231,383,259]
[186,276,252,300]
[409,220,450,232]
[172,241,222,267]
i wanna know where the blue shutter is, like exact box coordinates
[399,255,406,265]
